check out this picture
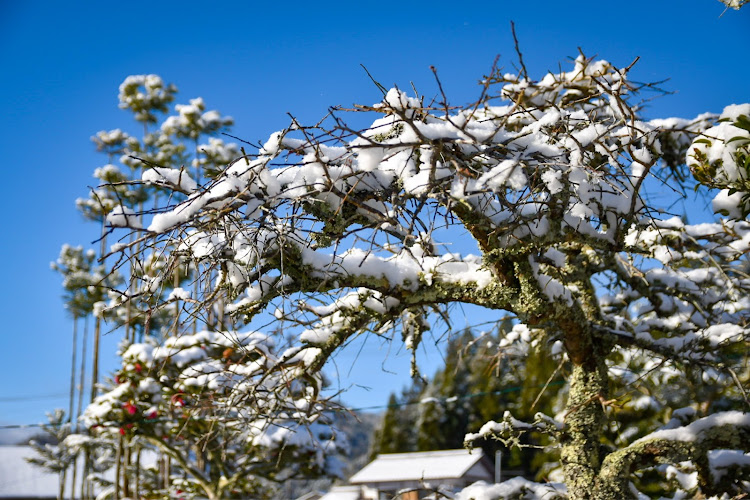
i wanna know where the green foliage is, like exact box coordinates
[371,325,564,479]
[27,409,75,474]
[51,245,123,318]
[688,111,750,218]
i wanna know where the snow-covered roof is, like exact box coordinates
[318,485,362,500]
[0,445,158,499]
[0,446,64,498]
[348,449,492,485]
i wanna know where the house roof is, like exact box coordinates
[348,449,491,485]
[0,445,158,499]
[0,446,64,498]
[294,491,324,500]
[319,485,362,500]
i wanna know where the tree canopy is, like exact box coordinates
[74,52,750,499]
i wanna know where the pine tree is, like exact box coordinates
[371,388,423,457]
[27,410,76,500]
[416,330,475,451]
[46,74,296,499]
[371,325,562,479]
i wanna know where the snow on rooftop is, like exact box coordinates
[0,445,70,498]
[348,449,489,484]
[0,445,158,498]
[318,485,362,500]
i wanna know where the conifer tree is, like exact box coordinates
[43,74,284,499]
[371,326,562,479]
[27,410,75,500]
[370,391,421,458]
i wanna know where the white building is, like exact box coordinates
[0,445,71,499]
[344,449,494,500]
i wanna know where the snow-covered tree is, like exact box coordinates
[44,74,249,499]
[718,0,748,9]
[85,54,750,499]
[82,330,345,499]
[27,410,77,500]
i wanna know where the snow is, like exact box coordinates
[664,464,698,491]
[319,485,363,500]
[167,287,191,301]
[721,103,750,121]
[106,205,141,228]
[142,166,197,192]
[350,449,490,484]
[300,246,494,292]
[0,445,160,498]
[380,88,421,111]
[0,446,81,497]
[541,169,564,194]
[712,189,744,219]
[456,478,566,500]
[634,411,750,444]
[709,449,750,480]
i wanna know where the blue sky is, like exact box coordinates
[0,0,748,433]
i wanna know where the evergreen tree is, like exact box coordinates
[372,325,562,479]
[27,410,76,500]
[42,74,290,500]
[371,388,423,457]
[416,329,475,452]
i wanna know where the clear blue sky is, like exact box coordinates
[0,0,748,432]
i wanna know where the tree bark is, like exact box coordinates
[561,359,610,500]
[68,318,78,422]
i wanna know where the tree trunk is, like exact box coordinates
[134,446,141,500]
[90,316,100,403]
[122,445,130,499]
[114,435,122,500]
[70,457,77,500]
[80,450,89,500]
[91,220,107,403]
[76,317,88,422]
[561,357,610,499]
[68,318,78,422]
[58,468,66,500]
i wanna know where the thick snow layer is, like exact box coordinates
[455,478,566,500]
[709,449,750,480]
[0,446,159,497]
[713,190,744,219]
[106,205,141,228]
[318,485,363,500]
[349,449,489,484]
[142,166,197,192]
[0,446,68,497]
[634,411,750,444]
